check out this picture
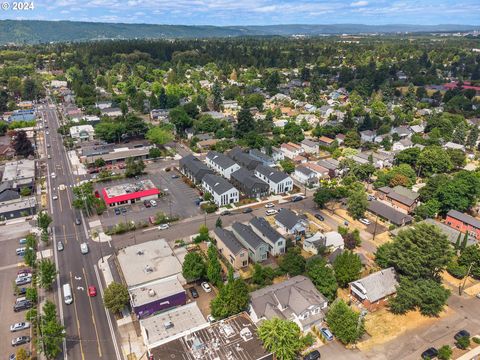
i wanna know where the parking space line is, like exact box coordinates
[69,271,85,360]
[82,267,102,357]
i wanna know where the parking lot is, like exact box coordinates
[94,162,202,229]
[0,224,34,357]
[184,282,217,318]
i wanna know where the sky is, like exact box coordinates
[0,0,479,26]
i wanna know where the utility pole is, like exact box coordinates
[372,216,379,241]
[459,261,476,295]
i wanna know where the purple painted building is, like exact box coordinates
[129,276,187,319]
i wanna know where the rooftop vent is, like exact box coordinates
[148,289,156,297]
[136,250,144,255]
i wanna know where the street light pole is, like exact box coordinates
[459,261,476,295]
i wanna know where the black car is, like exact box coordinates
[303,350,321,360]
[242,207,253,214]
[14,300,32,312]
[220,210,231,216]
[454,330,471,341]
[121,207,127,213]
[314,213,324,221]
[171,174,180,179]
[189,287,199,298]
[292,196,304,202]
[421,347,438,359]
[144,200,151,208]
[114,208,121,215]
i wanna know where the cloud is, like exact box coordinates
[351,1,368,7]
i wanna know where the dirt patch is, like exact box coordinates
[357,307,454,352]
[273,274,289,284]
[441,270,480,295]
[372,231,392,246]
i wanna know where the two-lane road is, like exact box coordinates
[41,101,121,360]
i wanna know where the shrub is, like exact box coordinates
[437,345,452,360]
[456,336,470,350]
[446,259,467,279]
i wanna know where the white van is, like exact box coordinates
[63,284,73,304]
[80,243,89,254]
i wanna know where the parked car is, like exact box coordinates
[242,207,253,213]
[454,330,471,341]
[359,218,371,225]
[10,322,30,332]
[150,199,158,207]
[11,336,30,346]
[171,174,180,179]
[17,269,31,276]
[265,209,278,216]
[144,200,152,208]
[207,314,216,323]
[16,247,26,256]
[264,203,275,208]
[14,287,27,296]
[15,277,32,286]
[121,207,127,213]
[292,195,304,202]
[320,327,334,341]
[201,282,212,293]
[220,210,231,216]
[189,287,199,298]
[314,213,324,221]
[88,286,97,297]
[75,218,81,225]
[367,195,376,201]
[13,300,32,312]
[114,208,121,215]
[303,350,321,360]
[16,273,32,281]
[421,347,438,359]
[57,241,64,251]
[158,224,170,230]
[18,238,27,245]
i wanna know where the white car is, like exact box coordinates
[51,172,56,179]
[150,199,158,207]
[207,315,216,323]
[52,195,58,200]
[10,322,30,332]
[16,273,32,280]
[47,154,51,159]
[265,209,278,216]
[201,282,212,293]
[158,224,169,230]
[264,203,275,208]
[359,218,371,225]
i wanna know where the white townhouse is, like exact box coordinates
[202,174,239,207]
[280,142,303,159]
[249,216,286,256]
[254,165,293,195]
[205,151,241,180]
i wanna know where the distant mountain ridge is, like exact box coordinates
[0,20,478,45]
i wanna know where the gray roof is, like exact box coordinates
[231,222,267,250]
[213,228,245,255]
[255,164,289,183]
[275,208,302,230]
[295,166,315,176]
[351,267,398,303]
[250,217,283,243]
[248,149,273,163]
[250,275,327,319]
[301,138,319,148]
[231,167,269,192]
[317,159,339,171]
[179,154,213,180]
[202,174,236,195]
[392,186,419,201]
[367,200,413,226]
[447,210,480,229]
[206,151,237,170]
[228,147,261,170]
[386,190,417,207]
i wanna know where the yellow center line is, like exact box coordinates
[58,190,63,212]
[65,185,73,209]
[73,222,79,243]
[83,267,103,357]
[62,224,67,245]
[69,271,85,360]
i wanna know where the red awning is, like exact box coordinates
[102,187,160,205]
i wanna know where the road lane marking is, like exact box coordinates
[58,190,63,212]
[70,271,86,360]
[83,267,103,357]
[63,224,67,245]
[73,223,79,243]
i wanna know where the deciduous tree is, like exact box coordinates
[333,251,362,288]
[103,282,129,314]
[326,300,364,344]
[257,318,304,360]
[182,252,206,281]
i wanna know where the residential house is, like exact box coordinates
[249,217,286,256]
[360,130,376,143]
[280,142,303,159]
[335,133,345,145]
[178,155,213,184]
[445,142,466,151]
[317,136,336,148]
[202,174,239,207]
[376,186,420,214]
[213,228,249,270]
[294,166,318,186]
[254,165,293,194]
[445,210,480,240]
[350,268,399,311]
[275,209,306,235]
[228,147,262,171]
[69,125,95,143]
[205,151,241,180]
[101,107,122,118]
[271,146,285,161]
[317,159,341,178]
[0,144,15,159]
[197,139,218,151]
[391,126,412,139]
[353,151,394,169]
[392,138,413,152]
[230,168,269,198]
[249,275,328,332]
[95,101,113,110]
[150,109,169,122]
[249,149,275,167]
[301,139,320,154]
[303,231,344,255]
[367,200,413,226]
[303,162,330,180]
[231,222,269,263]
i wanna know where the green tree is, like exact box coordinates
[72,182,104,216]
[306,258,338,301]
[103,282,129,313]
[148,147,162,159]
[333,251,362,288]
[24,246,36,268]
[169,106,193,135]
[38,259,57,290]
[456,335,471,350]
[446,148,466,168]
[437,345,452,360]
[146,126,174,146]
[125,157,145,177]
[12,130,34,157]
[215,217,222,228]
[15,348,30,360]
[210,276,249,319]
[20,187,31,196]
[26,287,37,303]
[235,108,255,139]
[279,247,306,276]
[313,187,334,208]
[257,318,304,360]
[37,300,65,359]
[251,264,275,286]
[94,158,106,168]
[38,211,52,233]
[466,126,479,149]
[417,146,453,176]
[182,252,206,281]
[212,81,222,111]
[326,300,364,344]
[279,159,295,174]
[347,190,368,220]
[458,245,480,278]
[344,131,361,148]
[207,245,223,287]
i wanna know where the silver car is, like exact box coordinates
[57,241,64,251]
[10,322,30,332]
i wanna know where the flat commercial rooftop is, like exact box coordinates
[117,239,184,288]
[102,179,160,205]
[150,312,273,360]
[141,302,208,349]
[129,275,185,308]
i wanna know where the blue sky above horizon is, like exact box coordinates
[0,0,479,26]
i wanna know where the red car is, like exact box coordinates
[88,286,97,297]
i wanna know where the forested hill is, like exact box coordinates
[0,20,479,45]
